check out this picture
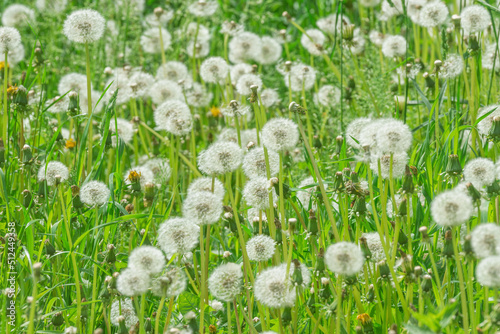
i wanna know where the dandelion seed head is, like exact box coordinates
[477,105,500,136]
[80,181,110,207]
[236,73,262,96]
[129,71,154,98]
[297,176,318,209]
[418,1,449,27]
[186,82,213,107]
[375,118,413,154]
[104,69,133,105]
[431,189,473,227]
[369,30,385,46]
[141,27,171,54]
[369,152,408,179]
[109,118,134,147]
[314,85,341,107]
[187,177,225,200]
[36,0,68,13]
[0,40,24,65]
[58,73,89,97]
[228,31,262,63]
[182,191,223,225]
[143,158,171,185]
[149,79,183,105]
[285,63,316,92]
[316,14,351,34]
[156,61,190,82]
[361,232,386,262]
[128,246,165,275]
[208,263,243,302]
[154,100,192,136]
[381,35,407,58]
[471,223,500,258]
[301,29,326,56]
[476,256,500,288]
[243,177,277,210]
[243,147,280,179]
[157,217,200,258]
[186,40,210,58]
[346,117,372,149]
[117,268,151,296]
[230,63,253,85]
[440,53,464,79]
[463,158,496,188]
[254,265,296,308]
[460,5,491,35]
[260,88,280,108]
[116,0,146,13]
[360,0,381,7]
[2,4,35,27]
[63,9,105,44]
[198,141,243,175]
[187,0,219,17]
[200,57,229,84]
[151,266,187,297]
[255,36,282,65]
[246,235,276,262]
[261,117,299,152]
[37,161,69,186]
[124,166,154,191]
[482,44,500,71]
[325,242,365,276]
[110,299,138,328]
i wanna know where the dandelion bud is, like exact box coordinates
[333,172,345,192]
[422,72,435,90]
[468,35,480,52]
[378,260,390,279]
[143,182,155,207]
[308,210,318,235]
[342,24,355,42]
[33,262,42,280]
[357,314,373,332]
[434,59,442,72]
[21,189,31,208]
[452,14,461,28]
[355,326,363,334]
[315,248,325,273]
[21,144,32,164]
[421,274,433,292]
[414,266,422,278]
[489,116,500,141]
[366,284,375,302]
[13,85,28,111]
[68,91,80,115]
[445,154,462,177]
[154,7,164,18]
[117,315,128,334]
[442,230,454,258]
[402,165,414,194]
[334,135,344,154]
[52,311,64,327]
[359,237,372,260]
[284,60,292,72]
[105,244,116,264]
[419,226,429,242]
[394,96,406,113]
[463,235,473,256]
[223,251,231,258]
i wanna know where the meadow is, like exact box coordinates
[1,0,500,333]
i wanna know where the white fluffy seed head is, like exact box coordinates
[109,118,134,147]
[325,242,365,276]
[36,0,68,13]
[460,5,491,35]
[141,27,172,54]
[187,0,219,17]
[143,158,172,185]
[129,71,154,98]
[297,176,318,209]
[440,53,464,79]
[154,100,193,136]
[375,118,413,154]
[463,158,496,188]
[151,266,187,297]
[255,36,282,65]
[471,223,500,258]
[156,61,190,82]
[243,177,278,210]
[0,27,22,54]
[369,152,408,179]
[346,117,372,149]
[228,32,262,63]
[200,57,229,84]
[208,263,243,302]
[128,246,166,275]
[58,73,88,97]
[246,234,276,261]
[198,141,243,175]
[2,4,35,27]
[261,118,299,152]
[230,63,253,85]
[260,88,280,108]
[301,29,326,56]
[182,191,223,225]
[110,299,138,328]
[314,85,341,107]
[186,82,213,107]
[381,35,407,58]
[149,79,183,105]
[243,147,280,179]
[361,232,386,262]
[477,105,500,136]
[187,177,225,200]
[0,40,24,65]
[418,1,449,27]
[157,217,200,258]
[236,74,262,96]
[80,181,110,206]
[254,265,296,308]
[431,189,473,227]
[285,64,316,92]
[316,14,350,34]
[37,161,69,186]
[63,9,105,44]
[476,256,500,288]
[117,268,151,296]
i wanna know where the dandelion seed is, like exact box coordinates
[463,158,495,188]
[460,5,490,35]
[198,141,243,175]
[80,181,110,207]
[117,268,151,296]
[187,177,225,200]
[243,147,280,179]
[431,189,473,227]
[208,263,243,302]
[243,177,277,210]
[37,161,69,186]
[141,27,171,54]
[128,246,165,275]
[182,191,223,225]
[246,235,276,261]
[254,265,296,308]
[63,9,105,44]
[476,256,500,288]
[381,35,407,58]
[151,266,187,297]
[261,118,299,152]
[301,29,326,56]
[2,4,35,27]
[157,217,200,258]
[325,242,365,276]
[110,299,139,328]
[200,57,229,84]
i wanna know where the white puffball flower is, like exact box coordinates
[463,158,496,188]
[230,63,253,85]
[476,256,500,288]
[361,232,386,262]
[129,71,154,99]
[2,4,35,27]
[375,118,413,154]
[297,176,318,209]
[208,263,243,302]
[186,82,213,107]
[110,299,138,328]
[149,79,183,105]
[236,74,262,96]
[37,161,69,186]
[440,53,464,79]
[63,9,106,44]
[156,61,190,82]
[285,63,316,92]
[346,117,372,149]
[36,0,68,13]
[151,266,187,297]
[128,246,166,275]
[182,191,223,225]
[261,117,299,152]
[314,85,341,107]
[143,158,172,185]
[187,0,219,17]
[255,36,282,65]
[301,29,326,56]
[200,57,229,84]
[471,223,500,258]
[431,189,473,227]
[187,177,225,201]
[0,38,23,65]
[418,1,449,28]
[80,181,111,206]
[260,88,280,108]
[246,234,276,262]
[254,265,296,308]
[243,147,280,179]
[109,118,134,147]
[228,31,262,63]
[157,217,200,258]
[58,73,89,97]
[0,27,22,55]
[154,100,193,136]
[317,14,351,35]
[198,141,243,175]
[117,268,151,296]
[243,177,277,210]
[477,105,500,137]
[325,242,365,276]
[370,152,409,179]
[381,35,407,58]
[141,27,172,54]
[460,5,491,35]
